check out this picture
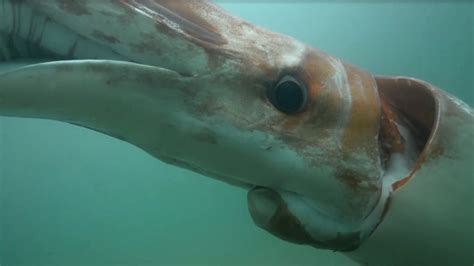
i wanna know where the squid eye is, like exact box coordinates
[269,75,308,114]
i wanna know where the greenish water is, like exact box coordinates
[1,2,472,266]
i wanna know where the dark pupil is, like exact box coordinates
[275,81,304,113]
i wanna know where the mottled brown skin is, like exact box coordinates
[141,0,228,45]
[2,0,471,260]
[50,0,383,247]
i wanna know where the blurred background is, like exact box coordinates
[1,2,472,265]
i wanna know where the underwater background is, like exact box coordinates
[1,1,472,265]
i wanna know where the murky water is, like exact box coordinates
[1,2,472,265]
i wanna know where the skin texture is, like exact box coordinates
[348,77,474,265]
[0,0,472,265]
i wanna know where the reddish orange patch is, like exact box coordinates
[392,176,411,191]
[379,94,406,167]
[341,63,381,154]
[297,49,329,104]
[376,77,440,191]
[381,97,404,150]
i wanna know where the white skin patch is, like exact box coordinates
[326,57,353,149]
[280,41,306,67]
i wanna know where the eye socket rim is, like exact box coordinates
[269,75,309,115]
